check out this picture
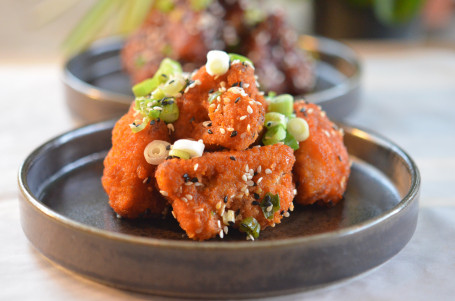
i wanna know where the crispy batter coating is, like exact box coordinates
[102,104,170,218]
[293,102,350,206]
[155,144,295,240]
[173,63,265,150]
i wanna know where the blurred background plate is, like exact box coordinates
[63,35,361,123]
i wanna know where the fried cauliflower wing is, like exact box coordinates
[101,104,170,218]
[155,144,295,240]
[173,63,265,150]
[293,101,350,206]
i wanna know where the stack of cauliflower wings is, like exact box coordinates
[102,50,350,241]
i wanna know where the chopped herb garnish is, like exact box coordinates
[260,193,280,219]
[239,216,260,239]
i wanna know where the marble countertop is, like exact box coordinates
[1,42,455,300]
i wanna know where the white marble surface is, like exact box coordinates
[1,43,455,300]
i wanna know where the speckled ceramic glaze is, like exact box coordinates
[18,121,419,298]
[63,36,360,123]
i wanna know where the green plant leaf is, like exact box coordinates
[373,0,425,25]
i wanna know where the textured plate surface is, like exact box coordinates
[18,121,419,298]
[63,35,360,123]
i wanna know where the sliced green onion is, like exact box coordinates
[228,53,254,67]
[239,217,260,239]
[268,94,294,117]
[262,125,286,146]
[206,50,230,76]
[132,58,182,97]
[287,117,310,142]
[265,91,277,102]
[283,131,299,150]
[144,140,171,164]
[130,119,149,133]
[160,101,179,123]
[161,76,186,97]
[169,149,190,159]
[172,139,205,158]
[264,112,287,129]
[260,193,280,219]
[208,91,222,104]
[133,78,158,97]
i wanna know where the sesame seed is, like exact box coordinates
[290,203,294,211]
[230,131,237,137]
[235,97,241,103]
[195,208,204,212]
[249,169,254,175]
[208,129,213,134]
[160,190,168,196]
[143,177,149,184]
[265,168,272,174]
[266,205,273,212]
[219,230,224,239]
[223,97,230,103]
[257,177,263,184]
[171,211,176,218]
[184,182,193,186]
[247,105,253,114]
[194,182,203,187]
[182,197,188,203]
[247,180,254,186]
[186,194,193,201]
[216,201,222,210]
[229,156,236,161]
[223,226,228,234]
[220,128,226,134]
[244,83,250,88]
[307,108,314,114]
[217,220,221,228]
[241,186,247,192]
[194,163,199,171]
[209,103,216,109]
[224,196,228,203]
[202,121,212,127]
[293,189,298,195]
[242,174,248,181]
[247,124,251,132]
[284,212,290,217]
[257,166,262,173]
[337,155,342,162]
[239,115,247,120]
[227,127,234,131]
[324,130,331,137]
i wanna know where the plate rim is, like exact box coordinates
[18,119,420,250]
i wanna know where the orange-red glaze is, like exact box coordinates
[293,102,350,206]
[101,104,170,218]
[155,144,295,240]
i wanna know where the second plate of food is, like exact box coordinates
[63,35,360,123]
[18,121,419,299]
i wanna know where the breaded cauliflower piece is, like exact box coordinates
[293,101,350,206]
[155,144,295,240]
[172,63,265,150]
[102,104,170,218]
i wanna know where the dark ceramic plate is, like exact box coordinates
[18,121,419,299]
[63,36,360,123]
